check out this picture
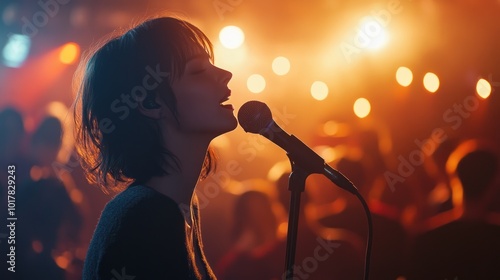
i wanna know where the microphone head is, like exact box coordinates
[237,101,273,133]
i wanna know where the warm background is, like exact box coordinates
[1,0,499,279]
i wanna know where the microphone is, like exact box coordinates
[237,101,357,195]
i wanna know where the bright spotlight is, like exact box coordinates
[476,78,491,99]
[311,81,329,100]
[272,56,290,76]
[247,74,266,93]
[396,66,413,87]
[59,42,80,65]
[357,17,389,50]
[423,72,440,93]
[353,98,371,118]
[2,34,31,68]
[219,26,245,49]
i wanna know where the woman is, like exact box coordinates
[73,16,237,279]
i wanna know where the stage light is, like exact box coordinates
[315,145,337,163]
[247,74,266,93]
[476,78,491,99]
[272,56,290,76]
[2,34,31,68]
[353,98,371,118]
[323,120,339,136]
[396,66,413,87]
[59,42,80,65]
[358,17,389,50]
[219,26,245,49]
[46,101,68,119]
[311,81,328,100]
[423,72,440,93]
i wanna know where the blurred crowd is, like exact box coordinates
[1,105,499,280]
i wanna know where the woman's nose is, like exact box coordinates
[219,67,232,84]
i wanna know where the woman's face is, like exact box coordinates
[169,52,237,137]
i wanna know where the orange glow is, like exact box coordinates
[70,189,83,204]
[428,182,451,205]
[32,240,43,253]
[272,56,290,76]
[30,166,43,181]
[423,72,440,93]
[2,46,72,112]
[330,198,347,214]
[311,81,328,100]
[219,26,245,49]
[267,160,291,182]
[278,222,288,238]
[320,122,352,137]
[322,120,339,136]
[358,17,389,50]
[446,140,478,175]
[247,74,266,93]
[476,78,492,99]
[59,42,80,65]
[55,255,71,269]
[46,101,68,119]
[212,134,230,149]
[353,98,371,118]
[396,67,413,87]
[315,145,338,163]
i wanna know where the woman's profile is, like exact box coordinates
[73,16,236,279]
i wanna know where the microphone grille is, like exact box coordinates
[237,101,273,133]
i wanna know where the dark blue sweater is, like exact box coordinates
[82,184,215,280]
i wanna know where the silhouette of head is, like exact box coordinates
[30,116,63,165]
[456,149,498,200]
[0,107,25,161]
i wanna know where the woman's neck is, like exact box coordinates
[145,127,212,207]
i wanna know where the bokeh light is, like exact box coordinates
[476,78,492,99]
[357,17,389,50]
[315,146,338,163]
[353,98,371,118]
[311,81,329,100]
[272,56,290,76]
[247,74,266,93]
[2,34,31,68]
[423,72,440,93]
[219,26,245,49]
[396,66,413,87]
[322,120,339,136]
[59,42,80,65]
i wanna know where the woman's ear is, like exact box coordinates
[138,92,163,119]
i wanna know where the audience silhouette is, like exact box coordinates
[410,140,500,279]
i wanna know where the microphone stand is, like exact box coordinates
[283,160,309,280]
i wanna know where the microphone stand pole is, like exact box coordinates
[284,160,310,280]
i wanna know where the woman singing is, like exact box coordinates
[74,16,236,279]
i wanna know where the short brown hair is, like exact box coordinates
[73,16,216,193]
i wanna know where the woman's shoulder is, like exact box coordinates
[109,184,176,209]
[98,184,184,232]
